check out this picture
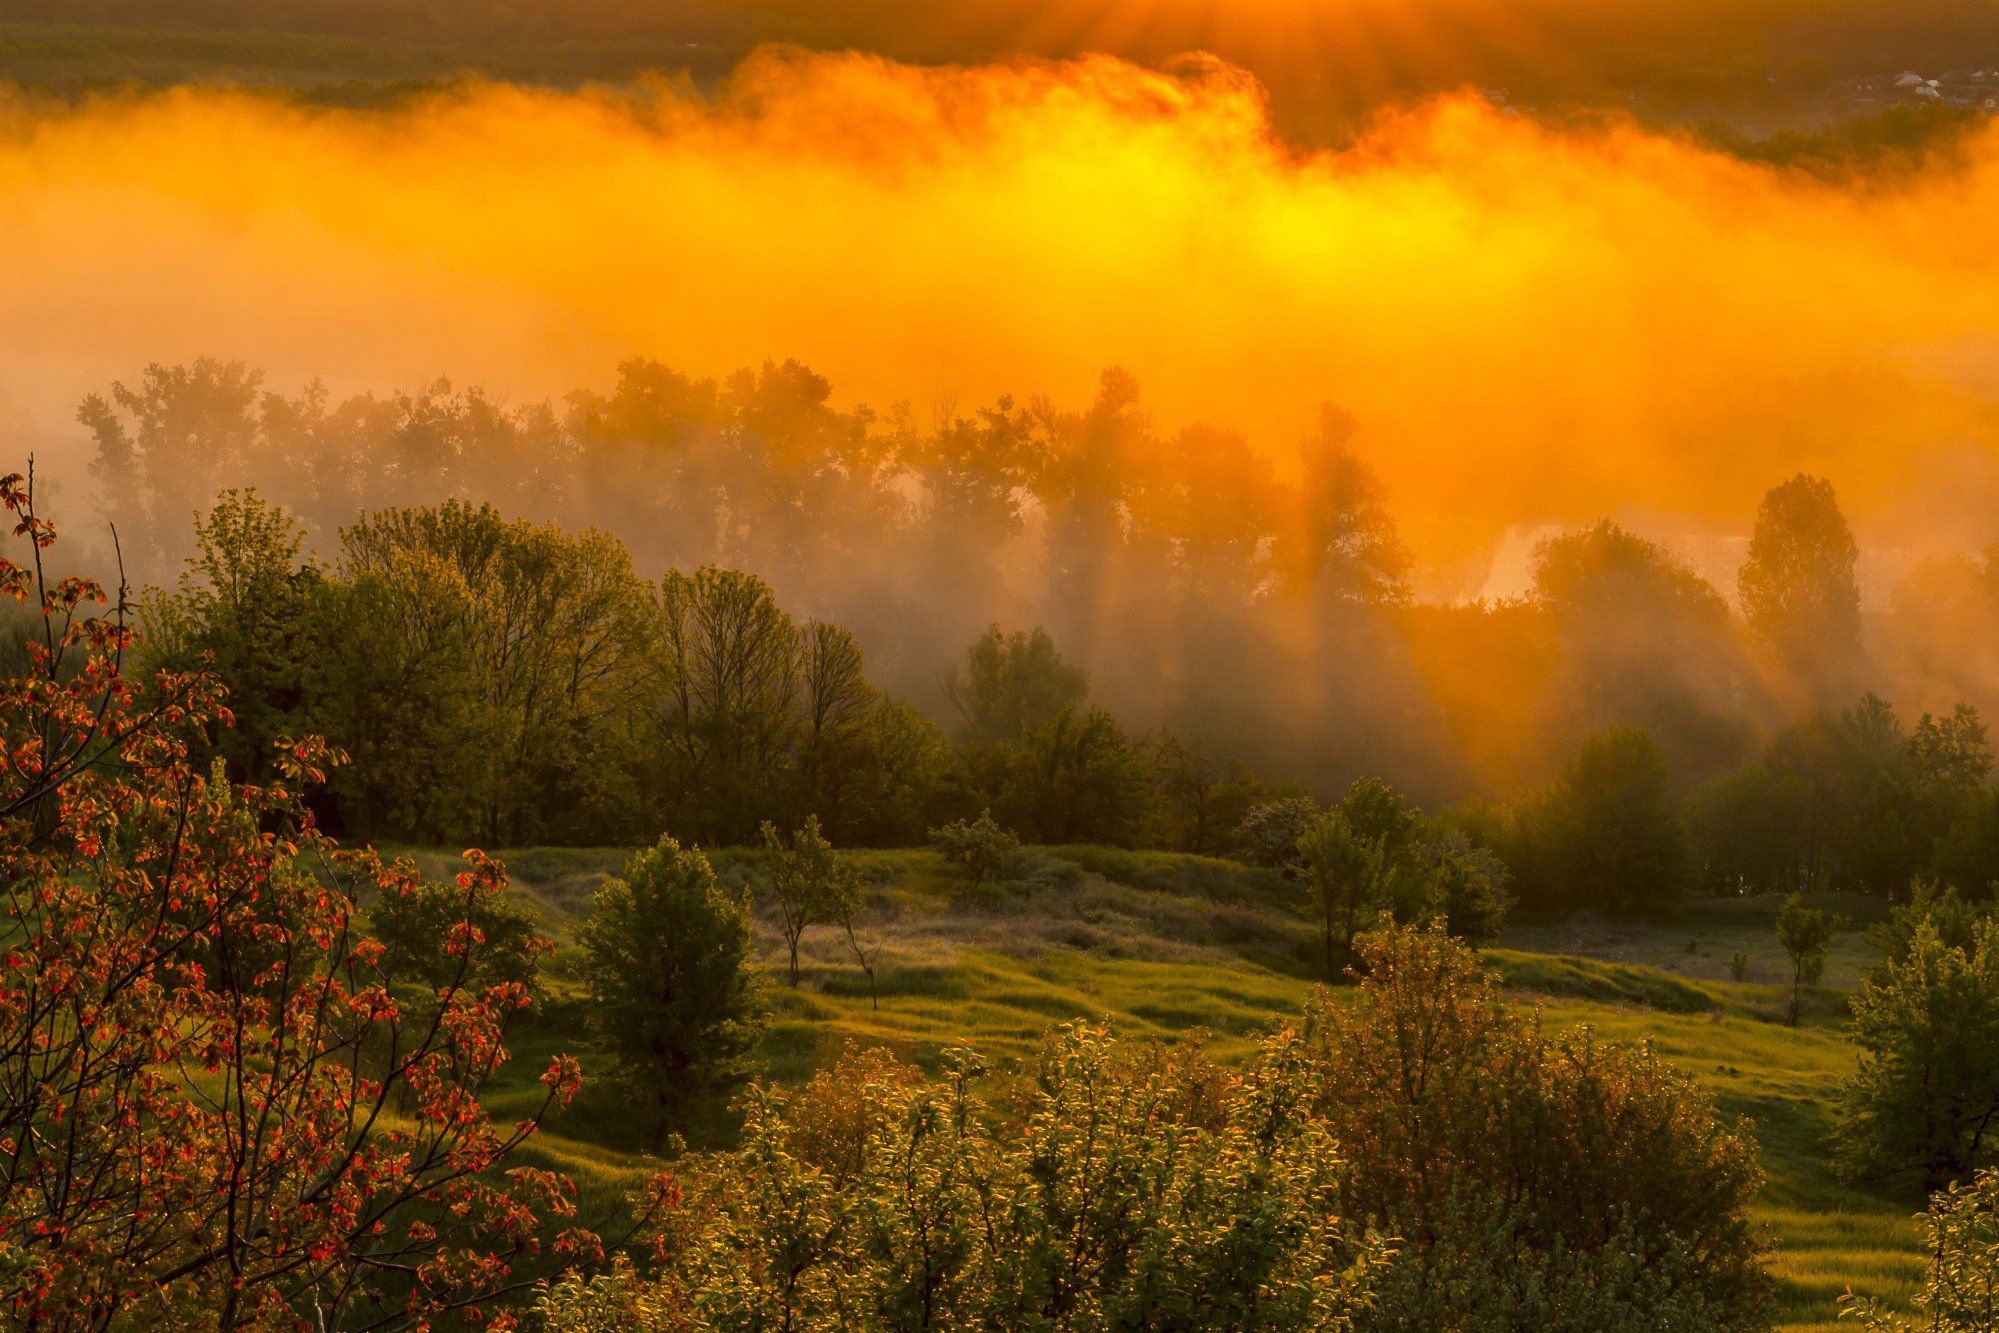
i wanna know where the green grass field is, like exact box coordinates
[420,843,1926,1331]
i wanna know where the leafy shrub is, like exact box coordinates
[1844,1170,1999,1330]
[930,809,1021,889]
[1837,915,1999,1192]
[1303,928,1770,1331]
[1868,881,1984,977]
[549,1029,1384,1330]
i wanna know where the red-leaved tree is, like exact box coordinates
[0,470,636,1328]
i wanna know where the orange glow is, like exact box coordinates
[5,52,1999,564]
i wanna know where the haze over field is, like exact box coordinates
[10,54,1999,563]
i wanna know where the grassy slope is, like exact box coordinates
[420,844,1923,1331]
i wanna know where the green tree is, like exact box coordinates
[1339,775,1422,857]
[306,553,495,839]
[1936,794,1999,900]
[641,564,946,848]
[1237,795,1321,875]
[1685,762,1808,895]
[1774,895,1845,1025]
[576,837,765,1146]
[338,501,650,844]
[1813,694,1921,896]
[985,706,1156,846]
[139,490,325,782]
[943,624,1088,742]
[1148,734,1283,856]
[77,356,264,575]
[1297,809,1415,978]
[1911,706,1996,888]
[760,815,863,987]
[1276,404,1411,605]
[1738,473,1862,692]
[1837,916,1999,1192]
[1530,520,1754,772]
[1294,784,1505,970]
[640,564,800,845]
[1422,829,1513,945]
[1534,727,1691,914]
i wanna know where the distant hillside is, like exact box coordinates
[7,0,1999,134]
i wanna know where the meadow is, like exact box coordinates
[422,843,1926,1332]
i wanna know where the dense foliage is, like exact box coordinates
[546,1029,1381,1331]
[1306,930,1771,1330]
[537,929,1769,1332]
[1838,909,1999,1192]
[1846,1169,1999,1331]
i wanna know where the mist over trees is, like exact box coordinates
[1740,473,1865,700]
[40,353,1999,927]
[73,353,1999,827]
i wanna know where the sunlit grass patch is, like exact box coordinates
[455,846,1924,1329]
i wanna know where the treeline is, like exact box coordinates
[136,483,1999,915]
[75,356,1999,807]
[83,357,1433,802]
[13,0,1999,124]
[1469,694,1999,913]
[140,490,1297,850]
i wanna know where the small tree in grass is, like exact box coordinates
[762,815,863,986]
[1837,916,1999,1192]
[833,894,885,1010]
[932,808,1020,889]
[576,836,765,1147]
[1297,809,1420,979]
[1775,894,1846,1025]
